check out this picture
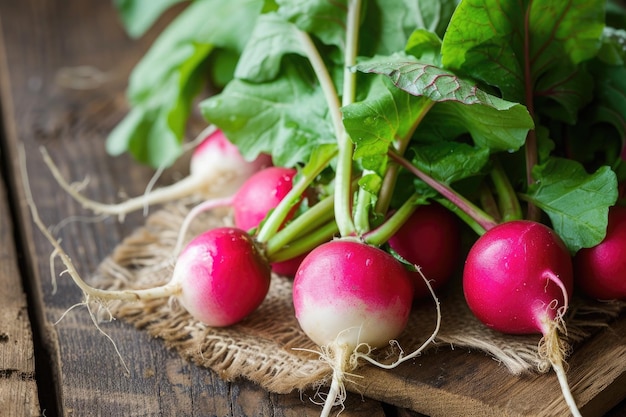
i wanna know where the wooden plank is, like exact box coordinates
[351,315,626,417]
[0,1,385,416]
[0,175,40,416]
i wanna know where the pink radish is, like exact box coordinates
[462,220,581,416]
[175,166,306,276]
[232,166,299,231]
[37,212,272,327]
[574,205,626,300]
[293,239,438,416]
[387,203,462,299]
[41,127,271,221]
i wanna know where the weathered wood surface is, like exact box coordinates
[0,1,624,416]
[0,171,40,415]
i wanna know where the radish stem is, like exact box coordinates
[265,195,335,257]
[388,150,498,232]
[256,151,334,243]
[489,157,523,221]
[333,0,362,237]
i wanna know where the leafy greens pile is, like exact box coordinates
[110,0,626,255]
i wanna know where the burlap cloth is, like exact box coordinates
[92,203,625,395]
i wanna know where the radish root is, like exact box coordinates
[19,144,131,374]
[39,125,229,222]
[298,266,441,417]
[538,272,582,417]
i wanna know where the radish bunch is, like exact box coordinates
[29,0,626,416]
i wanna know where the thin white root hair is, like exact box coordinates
[40,146,204,222]
[540,319,581,417]
[20,144,131,374]
[538,272,581,417]
[85,300,131,376]
[319,343,351,417]
[142,163,166,217]
[39,124,219,222]
[49,248,60,295]
[354,266,441,369]
[51,213,111,235]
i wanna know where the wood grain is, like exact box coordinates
[0,176,40,416]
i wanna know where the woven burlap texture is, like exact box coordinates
[93,203,625,395]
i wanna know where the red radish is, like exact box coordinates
[175,166,305,276]
[574,205,626,300]
[269,253,307,276]
[232,166,304,275]
[232,166,299,231]
[41,127,271,221]
[463,220,573,334]
[293,239,420,416]
[38,217,272,326]
[387,203,462,299]
[463,220,581,416]
[170,228,272,325]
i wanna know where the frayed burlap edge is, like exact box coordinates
[92,203,626,394]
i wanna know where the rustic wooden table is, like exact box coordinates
[0,1,625,416]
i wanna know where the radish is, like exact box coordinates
[387,203,462,299]
[232,166,299,231]
[574,205,626,300]
[37,205,272,327]
[41,127,271,221]
[293,239,438,417]
[462,220,581,416]
[173,166,306,275]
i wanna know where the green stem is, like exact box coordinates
[389,150,497,233]
[265,195,335,257]
[490,156,523,221]
[256,152,334,243]
[296,30,343,141]
[269,221,339,263]
[375,101,435,214]
[353,179,373,234]
[363,193,420,246]
[479,182,501,222]
[334,0,362,237]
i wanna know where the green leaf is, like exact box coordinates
[441,0,605,119]
[405,29,443,65]
[200,59,336,167]
[342,76,433,174]
[106,0,264,167]
[361,0,458,57]
[234,13,306,82]
[113,0,187,38]
[565,29,626,170]
[411,142,490,184]
[276,0,348,49]
[354,54,534,152]
[525,157,618,252]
